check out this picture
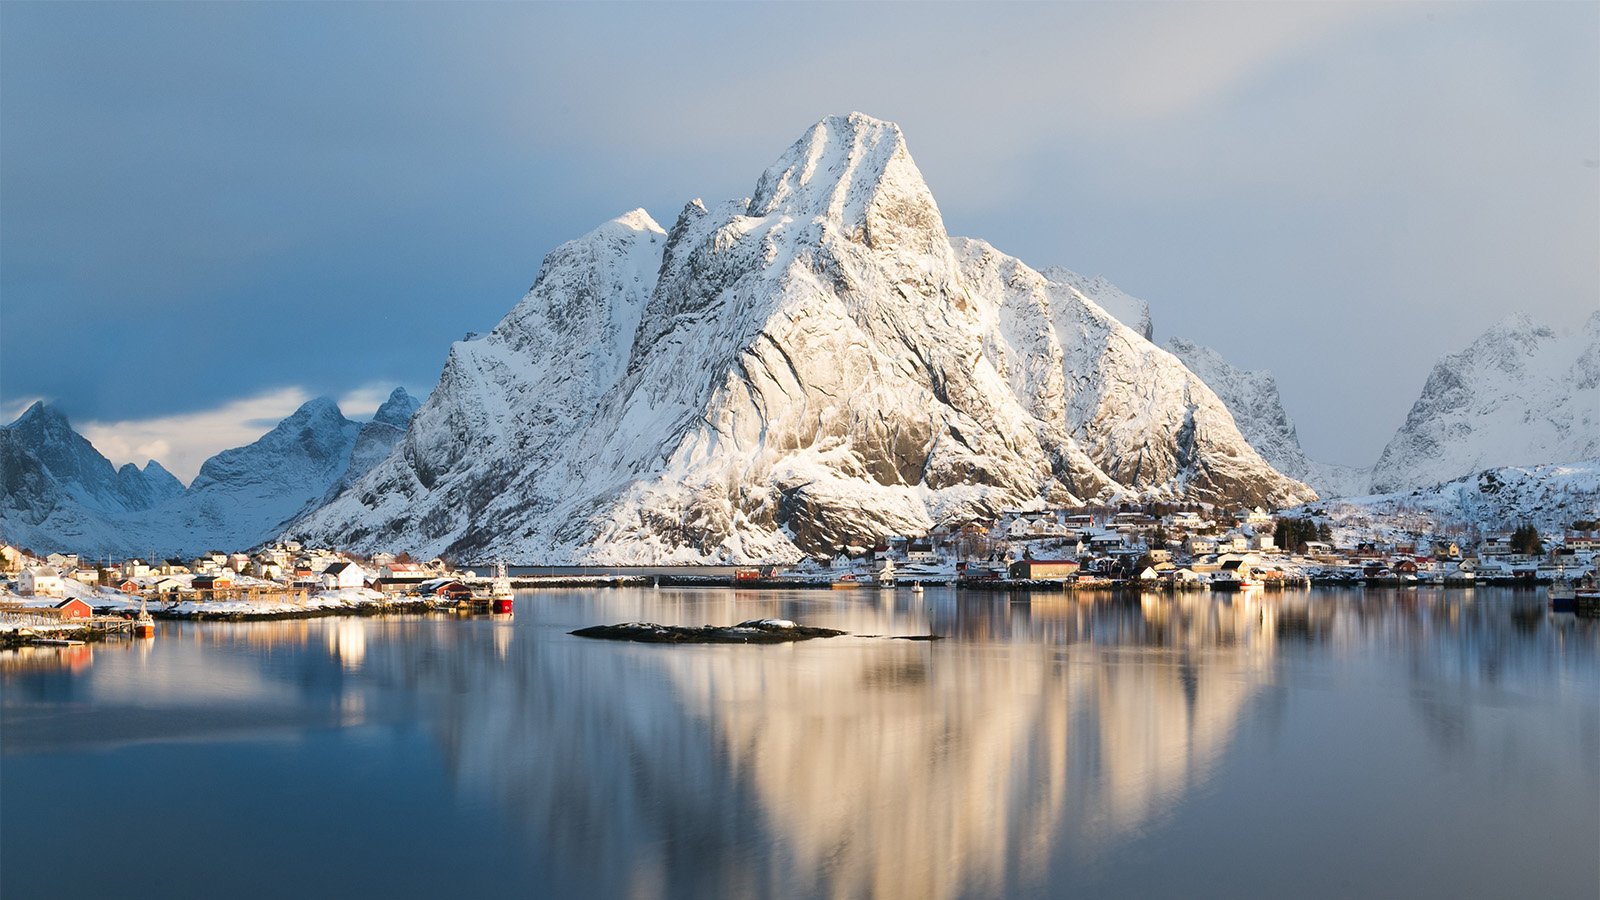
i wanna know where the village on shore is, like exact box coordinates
[3,500,1597,644]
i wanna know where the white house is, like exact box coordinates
[1165,510,1206,530]
[121,559,151,579]
[1239,507,1275,529]
[321,562,368,590]
[19,566,66,598]
[0,544,24,574]
[46,553,79,570]
[152,576,188,596]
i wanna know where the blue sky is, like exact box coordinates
[3,2,1595,480]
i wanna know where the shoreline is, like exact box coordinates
[0,578,1572,647]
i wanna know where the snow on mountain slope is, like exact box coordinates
[290,113,1312,563]
[319,387,421,503]
[961,241,1307,509]
[1289,459,1600,538]
[1164,338,1370,498]
[286,211,669,557]
[1369,312,1600,493]
[1038,267,1153,340]
[148,397,362,553]
[116,460,185,509]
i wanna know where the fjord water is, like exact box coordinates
[4,587,1596,899]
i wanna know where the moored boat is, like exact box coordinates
[489,561,515,614]
[1569,574,1598,617]
[1549,574,1576,612]
[133,600,156,638]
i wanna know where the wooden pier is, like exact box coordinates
[0,602,133,643]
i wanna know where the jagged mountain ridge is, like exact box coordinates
[1369,312,1600,493]
[2,403,180,515]
[1164,338,1370,498]
[288,113,1313,563]
[0,394,417,557]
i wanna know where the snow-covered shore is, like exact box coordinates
[0,581,428,624]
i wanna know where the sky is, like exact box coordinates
[2,2,1596,481]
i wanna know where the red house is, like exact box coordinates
[54,597,93,620]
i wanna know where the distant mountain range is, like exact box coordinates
[0,389,417,558]
[3,114,1592,560]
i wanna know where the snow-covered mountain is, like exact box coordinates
[0,394,408,557]
[1164,338,1369,498]
[152,397,364,553]
[1,402,181,516]
[1290,458,1600,539]
[1369,312,1600,493]
[288,113,1313,563]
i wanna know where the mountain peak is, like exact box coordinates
[608,208,663,234]
[371,387,421,429]
[286,396,346,424]
[10,400,70,432]
[142,459,178,479]
[287,114,1315,563]
[747,113,945,253]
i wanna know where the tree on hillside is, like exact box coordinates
[1510,523,1543,556]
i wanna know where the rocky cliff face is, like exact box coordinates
[1164,338,1370,498]
[289,113,1313,563]
[1369,312,1600,493]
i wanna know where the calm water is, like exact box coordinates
[3,587,1596,899]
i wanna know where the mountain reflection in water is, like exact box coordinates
[3,588,1596,900]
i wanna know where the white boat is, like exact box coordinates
[489,561,514,602]
[910,582,924,595]
[486,561,515,613]
[894,559,958,585]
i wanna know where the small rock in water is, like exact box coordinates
[571,620,845,644]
